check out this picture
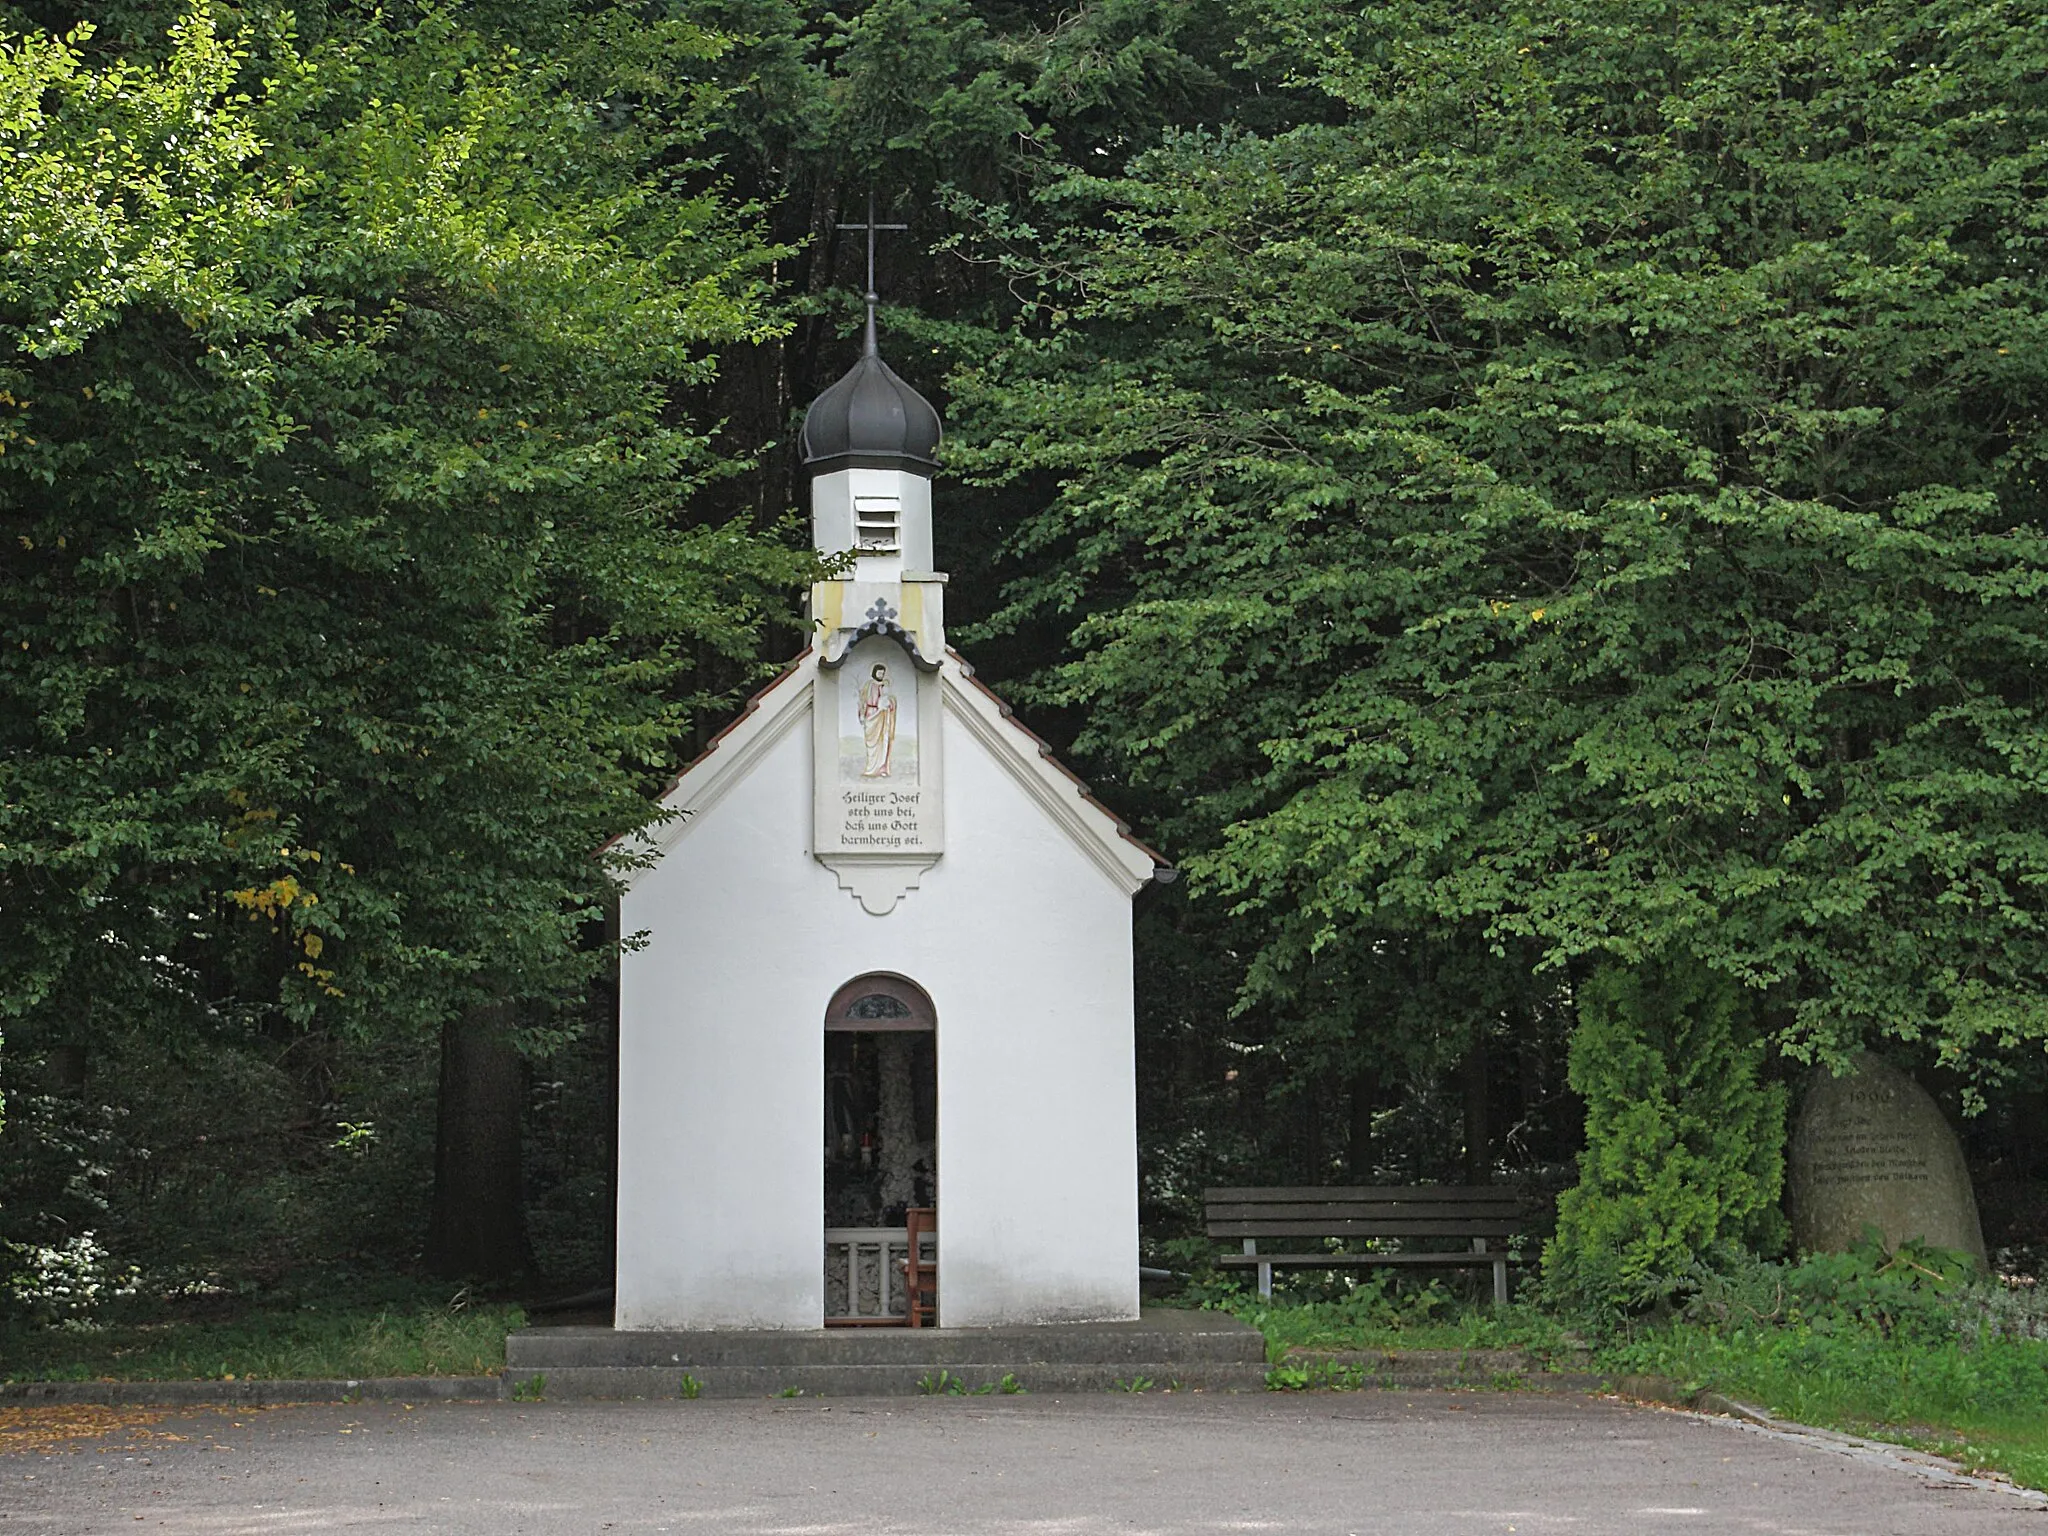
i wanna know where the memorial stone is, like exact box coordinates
[1787,1053,1987,1266]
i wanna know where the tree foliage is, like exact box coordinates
[0,0,1280,1296]
[952,0,2048,1073]
[10,0,2048,1297]
[0,9,811,1055]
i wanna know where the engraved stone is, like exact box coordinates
[1787,1053,1986,1265]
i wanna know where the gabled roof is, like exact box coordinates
[617,648,1168,897]
[940,650,1166,894]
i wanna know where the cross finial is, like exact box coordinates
[835,192,909,356]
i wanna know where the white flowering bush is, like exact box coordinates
[4,1232,141,1328]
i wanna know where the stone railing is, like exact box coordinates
[824,1226,934,1323]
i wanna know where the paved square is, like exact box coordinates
[2,1390,2038,1534]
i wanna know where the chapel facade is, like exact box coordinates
[611,309,1165,1330]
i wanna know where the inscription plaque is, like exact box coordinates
[813,634,943,914]
[1786,1053,1986,1265]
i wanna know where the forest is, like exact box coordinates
[3,0,2047,1348]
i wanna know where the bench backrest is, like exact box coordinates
[1204,1186,1527,1242]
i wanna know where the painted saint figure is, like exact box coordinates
[858,662,897,777]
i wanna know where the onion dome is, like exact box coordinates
[800,308,942,475]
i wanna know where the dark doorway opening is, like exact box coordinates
[824,975,937,1325]
[825,1031,937,1227]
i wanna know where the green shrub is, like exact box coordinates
[1682,1233,2041,1347]
[1543,961,1788,1315]
[1783,1235,1972,1344]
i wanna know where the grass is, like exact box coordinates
[1219,1274,2048,1495]
[1212,1275,1581,1365]
[1601,1322,2048,1493]
[915,1370,1028,1396]
[1,1284,522,1382]
[1243,1300,1579,1362]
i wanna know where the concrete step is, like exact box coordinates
[504,1360,1268,1400]
[507,1308,1265,1373]
[503,1308,1268,1397]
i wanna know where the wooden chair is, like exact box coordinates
[902,1206,938,1327]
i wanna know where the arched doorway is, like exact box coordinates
[823,974,937,1326]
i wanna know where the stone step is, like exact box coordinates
[503,1360,1268,1400]
[507,1309,1265,1372]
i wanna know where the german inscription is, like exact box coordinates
[837,787,929,851]
[1787,1054,1986,1265]
[816,634,941,860]
[1803,1115,1932,1191]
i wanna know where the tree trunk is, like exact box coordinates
[425,999,527,1281]
[1461,1039,1491,1184]
[1298,1079,1323,1182]
[1517,1017,1546,1161]
[1348,1066,1380,1181]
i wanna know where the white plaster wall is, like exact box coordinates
[923,707,1140,1325]
[615,676,1139,1330]
[615,701,825,1330]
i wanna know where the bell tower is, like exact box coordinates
[802,208,948,913]
[800,306,940,582]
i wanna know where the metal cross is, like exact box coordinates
[836,192,909,344]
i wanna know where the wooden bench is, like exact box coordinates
[1205,1186,1531,1306]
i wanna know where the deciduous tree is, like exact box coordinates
[951,0,2048,1076]
[0,10,812,1275]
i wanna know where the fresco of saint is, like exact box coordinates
[858,662,897,777]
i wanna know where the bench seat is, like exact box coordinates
[1205,1185,1534,1306]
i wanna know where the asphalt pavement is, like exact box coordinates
[3,1388,2041,1535]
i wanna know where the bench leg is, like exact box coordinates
[1244,1239,1272,1300]
[1469,1236,1509,1309]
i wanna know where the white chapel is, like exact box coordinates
[611,304,1167,1331]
